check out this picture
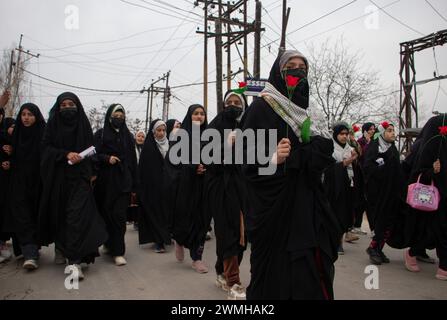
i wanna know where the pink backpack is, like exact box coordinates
[407,174,440,212]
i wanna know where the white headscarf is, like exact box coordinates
[152,120,169,158]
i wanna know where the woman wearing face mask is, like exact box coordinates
[39,92,108,279]
[204,91,249,299]
[93,104,138,266]
[6,104,46,270]
[127,130,145,230]
[0,113,16,262]
[138,120,171,253]
[324,122,360,256]
[241,50,341,300]
[168,105,210,273]
[363,122,402,265]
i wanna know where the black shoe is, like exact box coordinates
[379,250,390,263]
[366,247,382,265]
[416,253,436,264]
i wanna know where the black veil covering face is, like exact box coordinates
[39,92,107,264]
[241,53,341,300]
[168,105,211,250]
[93,104,138,257]
[268,50,310,109]
[4,104,45,249]
[137,119,171,246]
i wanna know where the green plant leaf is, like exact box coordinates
[301,117,311,143]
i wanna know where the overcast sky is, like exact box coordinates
[1,0,446,125]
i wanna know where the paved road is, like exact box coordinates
[0,219,446,300]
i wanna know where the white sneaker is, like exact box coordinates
[0,244,12,260]
[227,284,246,300]
[215,274,228,291]
[114,256,127,266]
[23,259,38,270]
[54,248,66,265]
[70,264,84,280]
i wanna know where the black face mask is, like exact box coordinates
[111,117,125,129]
[281,68,309,109]
[59,107,78,124]
[282,67,307,81]
[223,105,243,120]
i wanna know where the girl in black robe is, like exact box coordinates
[323,122,359,255]
[138,119,171,253]
[168,105,211,273]
[204,90,249,299]
[0,114,15,261]
[127,130,145,228]
[395,115,447,279]
[364,122,402,265]
[166,119,181,140]
[7,103,45,270]
[241,50,342,300]
[164,118,181,235]
[94,104,137,266]
[39,92,108,279]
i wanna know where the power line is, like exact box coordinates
[276,0,401,48]
[119,0,202,24]
[25,25,182,51]
[425,0,447,23]
[143,0,202,18]
[261,0,359,49]
[369,0,425,36]
[22,68,142,93]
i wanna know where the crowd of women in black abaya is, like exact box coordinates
[0,49,446,300]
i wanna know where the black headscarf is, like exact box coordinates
[180,104,208,135]
[332,122,350,148]
[46,92,93,152]
[98,104,134,162]
[0,108,4,127]
[12,103,46,165]
[268,52,310,109]
[362,122,375,134]
[166,119,179,138]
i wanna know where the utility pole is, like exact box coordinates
[253,0,262,79]
[141,72,169,132]
[215,0,223,112]
[204,0,209,111]
[196,0,260,113]
[162,71,171,121]
[226,1,231,92]
[7,34,40,117]
[279,0,291,56]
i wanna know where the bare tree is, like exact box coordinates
[306,37,398,129]
[0,45,29,117]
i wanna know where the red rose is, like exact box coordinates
[381,121,390,129]
[286,75,300,88]
[439,126,447,136]
[238,82,247,88]
[353,125,360,133]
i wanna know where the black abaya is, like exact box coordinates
[241,55,341,300]
[137,119,171,246]
[168,105,210,253]
[39,92,107,264]
[388,115,447,269]
[93,104,137,257]
[8,104,45,255]
[204,97,248,263]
